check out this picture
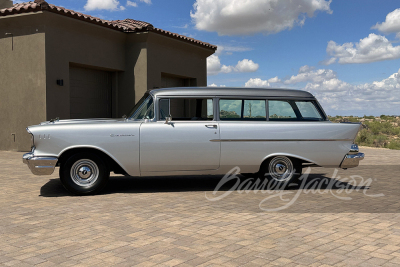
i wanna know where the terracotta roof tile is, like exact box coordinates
[0,0,217,50]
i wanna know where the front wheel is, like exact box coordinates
[60,153,109,195]
[259,156,302,187]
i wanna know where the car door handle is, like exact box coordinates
[205,124,218,129]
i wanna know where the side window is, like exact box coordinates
[243,100,266,120]
[159,98,213,121]
[219,100,241,119]
[268,100,297,120]
[295,101,323,120]
[159,99,170,120]
[219,99,266,120]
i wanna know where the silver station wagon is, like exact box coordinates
[23,87,364,195]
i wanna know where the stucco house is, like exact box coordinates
[0,0,216,151]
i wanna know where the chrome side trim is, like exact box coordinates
[210,139,353,142]
[23,152,58,176]
[340,152,365,169]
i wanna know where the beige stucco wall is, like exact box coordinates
[117,33,148,116]
[146,32,211,90]
[0,13,46,151]
[43,12,126,120]
[0,0,13,9]
[0,10,215,151]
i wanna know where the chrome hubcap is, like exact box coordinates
[275,163,287,175]
[269,156,294,181]
[78,166,92,179]
[70,159,99,187]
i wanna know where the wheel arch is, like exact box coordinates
[258,153,317,173]
[57,146,128,175]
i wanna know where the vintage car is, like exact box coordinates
[23,87,364,195]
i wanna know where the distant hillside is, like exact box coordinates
[329,115,400,150]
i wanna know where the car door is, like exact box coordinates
[139,97,220,173]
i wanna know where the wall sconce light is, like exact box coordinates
[5,33,13,50]
[56,79,64,86]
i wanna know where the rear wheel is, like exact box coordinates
[60,153,109,195]
[259,156,302,187]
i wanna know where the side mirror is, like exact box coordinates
[164,115,172,124]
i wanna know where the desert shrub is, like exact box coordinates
[347,117,359,122]
[386,141,400,150]
[365,121,382,135]
[373,134,387,147]
[356,129,373,145]
[363,115,374,119]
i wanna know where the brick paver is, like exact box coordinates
[0,148,399,266]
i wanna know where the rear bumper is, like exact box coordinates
[23,152,58,175]
[340,152,365,169]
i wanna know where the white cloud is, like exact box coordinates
[284,65,337,84]
[207,55,224,75]
[140,0,151,4]
[245,78,271,88]
[215,45,253,56]
[372,8,400,37]
[207,55,259,75]
[127,1,137,7]
[268,76,281,83]
[324,33,400,65]
[84,0,122,11]
[191,0,332,36]
[209,83,226,87]
[245,66,400,114]
[235,59,259,72]
[309,70,400,113]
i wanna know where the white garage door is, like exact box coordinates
[70,66,112,119]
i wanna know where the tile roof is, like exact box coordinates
[0,0,216,50]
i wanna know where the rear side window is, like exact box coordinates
[219,99,266,121]
[269,101,297,120]
[268,100,324,121]
[296,101,323,120]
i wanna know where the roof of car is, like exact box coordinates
[149,87,315,98]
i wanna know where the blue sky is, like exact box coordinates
[34,0,400,116]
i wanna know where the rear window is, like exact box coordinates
[269,100,324,121]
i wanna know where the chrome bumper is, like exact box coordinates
[340,152,365,169]
[23,152,58,175]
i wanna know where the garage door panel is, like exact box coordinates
[70,66,112,119]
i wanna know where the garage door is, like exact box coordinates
[70,66,112,119]
[161,74,185,88]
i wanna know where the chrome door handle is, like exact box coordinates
[205,124,217,129]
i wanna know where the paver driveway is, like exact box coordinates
[0,147,399,266]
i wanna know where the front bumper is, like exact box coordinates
[23,152,58,175]
[340,152,365,169]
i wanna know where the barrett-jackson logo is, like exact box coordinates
[110,134,135,137]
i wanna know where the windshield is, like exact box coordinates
[127,93,154,120]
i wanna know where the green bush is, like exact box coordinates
[386,141,400,150]
[373,134,387,147]
[356,129,372,145]
[336,115,399,150]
